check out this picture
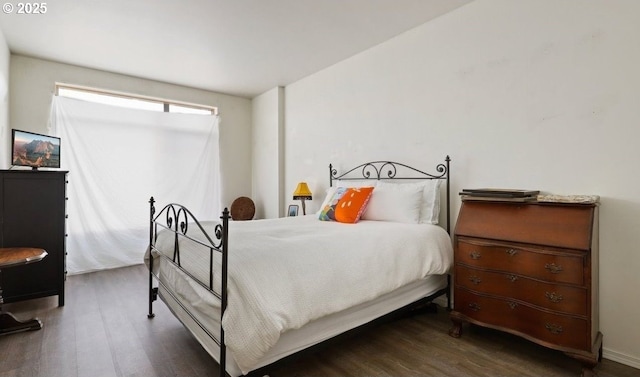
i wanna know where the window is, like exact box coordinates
[169,103,212,115]
[56,84,217,115]
[50,94,221,273]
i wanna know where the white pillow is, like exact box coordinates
[421,179,442,224]
[362,182,423,223]
[315,180,378,215]
[370,180,442,224]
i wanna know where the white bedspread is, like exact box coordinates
[152,215,452,374]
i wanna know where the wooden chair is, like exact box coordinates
[0,247,47,335]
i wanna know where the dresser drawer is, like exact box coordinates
[454,287,590,351]
[454,265,588,316]
[456,239,585,285]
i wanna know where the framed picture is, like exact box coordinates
[288,204,299,217]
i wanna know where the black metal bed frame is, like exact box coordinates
[147,156,451,377]
[146,200,231,375]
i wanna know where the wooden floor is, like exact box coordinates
[0,265,637,377]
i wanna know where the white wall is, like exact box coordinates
[0,28,9,168]
[283,0,640,368]
[8,55,252,208]
[251,87,284,219]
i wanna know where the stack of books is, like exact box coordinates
[459,188,539,202]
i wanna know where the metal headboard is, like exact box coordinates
[328,156,451,233]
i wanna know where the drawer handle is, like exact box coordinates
[545,263,564,274]
[506,274,519,282]
[505,248,518,256]
[545,291,564,303]
[508,302,518,309]
[470,251,481,260]
[469,276,482,285]
[468,302,481,312]
[545,323,564,335]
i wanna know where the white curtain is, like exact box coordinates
[49,96,221,274]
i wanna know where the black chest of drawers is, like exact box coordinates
[0,170,67,306]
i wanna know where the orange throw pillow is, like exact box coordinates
[334,187,375,223]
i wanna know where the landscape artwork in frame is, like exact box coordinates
[288,205,299,217]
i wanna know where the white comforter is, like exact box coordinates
[151,215,453,374]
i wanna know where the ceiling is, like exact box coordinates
[0,0,472,98]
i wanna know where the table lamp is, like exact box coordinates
[293,182,312,215]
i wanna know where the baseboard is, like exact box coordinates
[603,348,640,370]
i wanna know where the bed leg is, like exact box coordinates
[446,274,452,311]
[148,196,156,319]
[148,280,157,319]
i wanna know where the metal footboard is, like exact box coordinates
[147,197,230,377]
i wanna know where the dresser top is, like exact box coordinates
[0,169,68,174]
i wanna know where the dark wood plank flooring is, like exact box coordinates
[0,265,637,377]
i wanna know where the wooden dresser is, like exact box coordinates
[449,200,602,377]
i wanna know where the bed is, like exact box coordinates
[145,157,453,377]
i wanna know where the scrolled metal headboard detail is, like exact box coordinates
[330,159,449,183]
[328,156,451,233]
